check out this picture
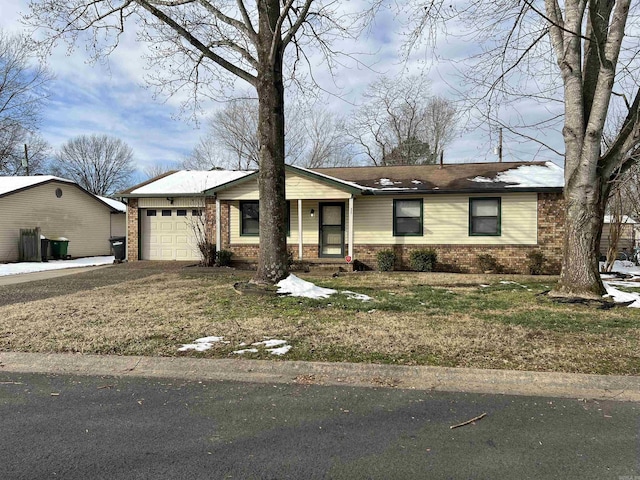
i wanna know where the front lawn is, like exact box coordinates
[1,268,639,375]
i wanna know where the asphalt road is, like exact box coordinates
[1,372,638,479]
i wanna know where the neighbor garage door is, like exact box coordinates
[140,208,202,260]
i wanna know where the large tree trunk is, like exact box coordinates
[552,163,609,299]
[253,0,289,284]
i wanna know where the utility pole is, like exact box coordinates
[23,144,30,175]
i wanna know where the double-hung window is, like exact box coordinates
[240,201,260,236]
[469,198,501,236]
[240,201,290,236]
[393,199,423,236]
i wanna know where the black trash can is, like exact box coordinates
[40,237,49,262]
[109,236,126,261]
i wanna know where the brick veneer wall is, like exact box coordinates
[220,201,231,250]
[352,192,565,274]
[126,198,139,261]
[204,198,216,244]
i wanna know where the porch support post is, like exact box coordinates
[298,198,303,260]
[348,196,354,260]
[215,197,221,252]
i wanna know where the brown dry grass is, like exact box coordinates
[1,269,639,375]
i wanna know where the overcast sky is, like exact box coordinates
[1,1,565,183]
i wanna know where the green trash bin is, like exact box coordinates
[50,237,70,260]
[109,236,126,261]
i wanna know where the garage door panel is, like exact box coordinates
[141,209,202,261]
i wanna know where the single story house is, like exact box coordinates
[601,214,637,258]
[0,176,126,262]
[121,161,565,274]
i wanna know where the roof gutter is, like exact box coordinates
[367,187,564,195]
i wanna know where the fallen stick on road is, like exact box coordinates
[450,412,487,429]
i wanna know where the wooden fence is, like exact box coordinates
[18,227,42,262]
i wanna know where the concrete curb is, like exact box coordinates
[1,352,638,402]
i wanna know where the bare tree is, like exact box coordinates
[183,135,225,170]
[187,96,350,170]
[345,75,458,166]
[144,163,177,180]
[0,29,53,175]
[0,132,51,175]
[409,0,640,299]
[51,134,135,195]
[210,97,261,170]
[26,0,370,284]
[303,108,352,168]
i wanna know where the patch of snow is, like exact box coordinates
[233,348,259,354]
[341,290,372,301]
[178,336,226,352]
[97,195,126,212]
[605,280,640,288]
[277,274,337,298]
[277,274,373,302]
[178,343,212,352]
[195,336,225,343]
[470,162,564,188]
[603,283,640,308]
[130,170,253,195]
[378,178,395,186]
[479,284,490,288]
[252,339,288,348]
[0,256,116,277]
[411,180,422,184]
[0,176,74,196]
[600,260,640,276]
[268,345,292,356]
[470,176,495,183]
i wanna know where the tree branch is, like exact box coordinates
[135,0,257,85]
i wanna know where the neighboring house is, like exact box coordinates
[121,161,565,274]
[601,215,637,258]
[0,176,126,262]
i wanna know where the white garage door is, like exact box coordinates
[141,208,202,261]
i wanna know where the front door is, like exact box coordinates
[319,203,345,258]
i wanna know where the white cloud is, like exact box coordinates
[1,0,568,175]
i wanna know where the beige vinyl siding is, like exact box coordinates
[217,172,352,201]
[354,193,538,245]
[229,200,320,245]
[0,182,113,262]
[137,197,205,208]
[110,213,126,237]
[600,223,635,256]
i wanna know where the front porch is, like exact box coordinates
[215,196,357,267]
